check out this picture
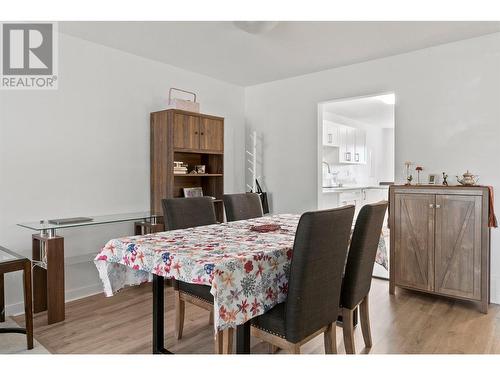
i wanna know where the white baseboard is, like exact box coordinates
[491,274,500,304]
[6,276,500,317]
[6,283,103,317]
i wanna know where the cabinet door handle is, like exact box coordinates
[355,153,360,162]
[201,132,204,135]
[429,204,435,208]
[194,131,198,135]
[435,204,441,209]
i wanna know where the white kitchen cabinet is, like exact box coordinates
[339,126,366,164]
[323,122,366,164]
[354,128,366,164]
[322,122,341,147]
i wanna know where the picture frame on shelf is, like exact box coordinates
[428,174,440,185]
[183,187,203,198]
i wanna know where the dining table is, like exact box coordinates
[94,213,388,354]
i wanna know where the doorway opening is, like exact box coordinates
[317,93,395,278]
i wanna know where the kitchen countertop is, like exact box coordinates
[322,185,390,193]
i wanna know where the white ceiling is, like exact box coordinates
[324,95,394,128]
[60,21,500,86]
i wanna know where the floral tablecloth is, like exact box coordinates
[94,214,388,332]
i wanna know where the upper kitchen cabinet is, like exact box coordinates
[354,128,366,164]
[322,121,341,147]
[336,125,366,164]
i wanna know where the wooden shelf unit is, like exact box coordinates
[151,109,224,221]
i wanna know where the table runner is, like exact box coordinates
[95,214,388,331]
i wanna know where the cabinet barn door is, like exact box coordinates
[394,193,435,291]
[173,113,200,150]
[199,117,224,152]
[435,195,482,300]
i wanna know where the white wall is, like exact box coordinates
[0,33,245,315]
[245,32,500,302]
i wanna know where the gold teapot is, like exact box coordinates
[456,170,478,186]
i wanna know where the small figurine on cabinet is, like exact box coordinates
[442,172,448,186]
[406,174,413,185]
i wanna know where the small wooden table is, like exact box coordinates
[0,245,33,350]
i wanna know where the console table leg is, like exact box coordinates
[46,237,65,324]
[32,237,47,314]
[32,234,65,324]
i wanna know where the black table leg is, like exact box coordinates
[152,274,172,354]
[236,321,251,354]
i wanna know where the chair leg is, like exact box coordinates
[223,328,234,354]
[214,330,223,354]
[268,343,280,354]
[342,308,355,354]
[324,323,337,354]
[175,291,185,340]
[290,344,300,354]
[360,295,372,348]
[209,310,214,325]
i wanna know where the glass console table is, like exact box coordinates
[17,211,163,324]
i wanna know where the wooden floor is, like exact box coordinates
[13,279,500,354]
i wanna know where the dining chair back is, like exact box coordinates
[161,196,224,352]
[223,193,263,222]
[285,205,355,343]
[340,201,388,354]
[162,197,217,230]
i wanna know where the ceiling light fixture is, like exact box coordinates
[233,21,279,35]
[377,94,395,105]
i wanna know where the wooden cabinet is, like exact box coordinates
[173,113,200,150]
[150,109,225,221]
[172,112,224,153]
[389,185,490,313]
[434,194,482,300]
[393,193,435,292]
[200,117,224,152]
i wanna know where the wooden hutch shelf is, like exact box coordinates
[151,109,224,221]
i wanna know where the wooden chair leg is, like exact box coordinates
[324,322,337,354]
[23,261,33,350]
[268,343,280,353]
[209,310,214,325]
[214,330,223,354]
[175,291,185,340]
[223,328,234,354]
[342,308,355,354]
[359,295,372,348]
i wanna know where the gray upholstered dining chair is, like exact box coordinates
[340,201,388,354]
[250,205,355,354]
[162,197,229,353]
[223,193,263,222]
